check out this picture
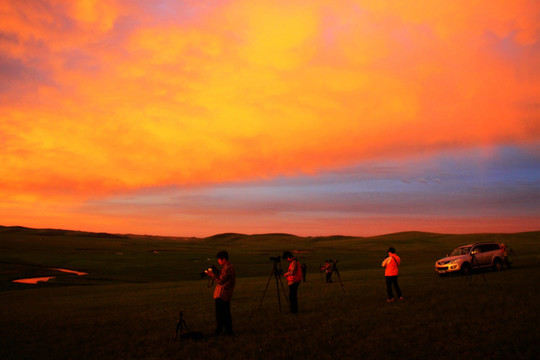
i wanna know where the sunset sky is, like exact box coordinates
[1,0,539,237]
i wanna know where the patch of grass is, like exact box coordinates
[0,227,539,359]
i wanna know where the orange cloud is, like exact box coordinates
[1,0,539,206]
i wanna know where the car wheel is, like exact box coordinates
[493,258,503,271]
[461,263,471,275]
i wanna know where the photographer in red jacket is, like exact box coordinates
[283,251,302,313]
[206,250,236,335]
[382,247,403,302]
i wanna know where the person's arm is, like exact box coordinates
[382,257,390,267]
[284,260,297,277]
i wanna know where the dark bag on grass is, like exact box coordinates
[177,331,204,341]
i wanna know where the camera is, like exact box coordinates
[269,256,281,262]
[200,264,219,278]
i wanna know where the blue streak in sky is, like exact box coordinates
[89,144,540,225]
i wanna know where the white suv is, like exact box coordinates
[435,243,504,275]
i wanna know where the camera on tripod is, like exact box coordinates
[321,258,345,294]
[200,264,219,279]
[257,254,288,312]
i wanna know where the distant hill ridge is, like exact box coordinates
[0,225,129,239]
[1,225,538,241]
[0,225,371,240]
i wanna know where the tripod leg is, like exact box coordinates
[334,268,346,294]
[466,256,488,284]
[175,321,181,340]
[278,275,290,306]
[274,273,282,312]
[257,268,276,312]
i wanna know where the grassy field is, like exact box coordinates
[1,226,539,359]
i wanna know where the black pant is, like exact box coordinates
[385,276,402,299]
[215,298,232,334]
[289,282,300,313]
[325,273,332,283]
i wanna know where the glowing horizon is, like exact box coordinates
[1,1,539,237]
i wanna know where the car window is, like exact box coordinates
[451,247,471,256]
[480,244,499,252]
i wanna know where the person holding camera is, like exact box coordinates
[382,247,403,302]
[283,251,302,313]
[206,250,236,335]
[321,260,333,283]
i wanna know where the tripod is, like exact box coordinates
[323,261,346,295]
[175,311,203,340]
[175,311,190,340]
[257,259,289,312]
[465,254,487,284]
